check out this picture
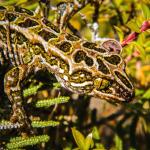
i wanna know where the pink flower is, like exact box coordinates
[121,32,138,46]
[140,21,150,32]
[121,20,150,47]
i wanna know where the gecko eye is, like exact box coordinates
[101,39,122,54]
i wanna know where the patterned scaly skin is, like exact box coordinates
[0,6,134,128]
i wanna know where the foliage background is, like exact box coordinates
[0,0,150,149]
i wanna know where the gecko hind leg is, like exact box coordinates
[4,65,31,130]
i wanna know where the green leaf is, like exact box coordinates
[71,128,85,150]
[7,135,50,149]
[35,96,70,108]
[127,19,140,33]
[84,133,94,150]
[31,120,59,128]
[16,0,27,5]
[141,4,150,20]
[114,135,123,150]
[23,83,43,97]
[132,42,146,57]
[135,89,145,96]
[112,0,123,7]
[92,127,100,140]
[114,26,124,42]
[142,88,150,99]
[137,32,146,45]
[53,82,61,89]
[95,143,105,149]
[122,12,129,24]
[129,148,136,150]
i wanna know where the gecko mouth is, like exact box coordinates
[112,82,135,102]
[96,80,134,102]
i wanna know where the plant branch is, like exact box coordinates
[121,20,150,47]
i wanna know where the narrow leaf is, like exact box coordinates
[36,96,70,108]
[92,127,100,140]
[141,4,150,20]
[142,88,150,99]
[115,135,123,150]
[84,133,94,150]
[114,26,124,42]
[7,135,49,149]
[71,128,85,150]
[127,19,140,33]
[32,120,59,128]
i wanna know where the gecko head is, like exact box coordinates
[91,39,134,102]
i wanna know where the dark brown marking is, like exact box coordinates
[59,57,69,71]
[97,58,110,74]
[0,25,7,41]
[83,42,96,49]
[74,50,86,63]
[85,56,94,66]
[11,29,28,44]
[42,19,60,33]
[18,18,39,28]
[83,42,106,53]
[6,13,18,22]
[0,47,7,65]
[14,6,34,15]
[114,71,132,89]
[56,41,72,53]
[0,6,6,10]
[94,48,106,53]
[16,31,28,44]
[71,70,92,82]
[104,55,121,65]
[33,43,45,55]
[38,29,57,41]
[65,33,79,41]
[100,80,111,90]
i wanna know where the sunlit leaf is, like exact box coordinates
[135,89,145,96]
[142,88,150,99]
[112,0,123,7]
[132,42,146,57]
[92,127,100,140]
[84,133,94,150]
[141,4,150,20]
[114,26,124,42]
[122,12,129,24]
[114,135,123,150]
[95,143,105,150]
[127,19,140,33]
[71,128,85,150]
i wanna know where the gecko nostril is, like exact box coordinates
[129,90,135,100]
[125,91,135,102]
[120,89,135,102]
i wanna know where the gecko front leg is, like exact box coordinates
[4,65,31,129]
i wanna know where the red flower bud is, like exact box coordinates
[121,32,138,46]
[140,21,150,32]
